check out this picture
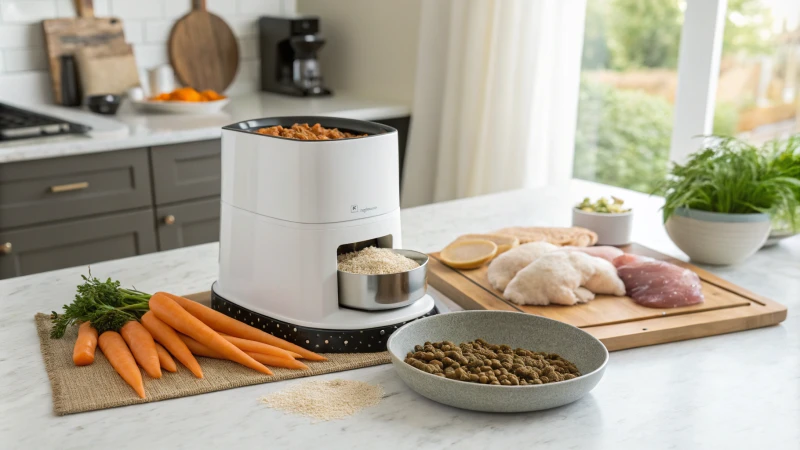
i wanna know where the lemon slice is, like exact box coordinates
[455,233,519,255]
[440,239,498,270]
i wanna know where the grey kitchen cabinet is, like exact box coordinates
[0,148,152,229]
[150,140,221,205]
[156,197,221,250]
[0,209,157,279]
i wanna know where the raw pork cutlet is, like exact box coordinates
[613,254,704,308]
[565,246,624,263]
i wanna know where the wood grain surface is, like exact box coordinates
[168,0,239,93]
[427,243,787,351]
[42,0,127,103]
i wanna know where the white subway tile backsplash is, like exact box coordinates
[237,0,281,15]
[0,0,296,103]
[280,0,296,15]
[134,43,169,70]
[110,0,163,19]
[0,24,43,49]
[226,59,260,96]
[1,1,58,23]
[226,17,258,37]
[56,0,110,18]
[123,20,145,43]
[206,0,237,14]
[0,71,52,103]
[238,37,258,60]
[144,20,173,43]
[3,48,48,72]
[163,1,190,19]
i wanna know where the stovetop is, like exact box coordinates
[0,102,91,140]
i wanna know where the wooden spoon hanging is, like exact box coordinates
[168,0,239,93]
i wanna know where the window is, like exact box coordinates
[573,0,799,193]
[573,0,685,193]
[718,0,800,144]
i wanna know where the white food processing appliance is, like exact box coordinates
[213,116,436,352]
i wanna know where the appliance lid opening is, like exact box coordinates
[222,116,396,140]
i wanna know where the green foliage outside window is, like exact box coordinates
[574,81,743,193]
[574,80,672,193]
[576,0,775,193]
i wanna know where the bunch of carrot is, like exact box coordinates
[70,292,325,398]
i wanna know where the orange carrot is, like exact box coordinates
[154,342,177,373]
[218,333,297,360]
[178,334,275,376]
[165,292,326,361]
[98,331,145,398]
[72,322,98,366]
[149,293,273,376]
[246,352,309,370]
[178,334,223,358]
[141,311,203,378]
[120,321,161,379]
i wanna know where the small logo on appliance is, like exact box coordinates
[350,204,358,213]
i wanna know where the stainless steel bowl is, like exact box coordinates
[337,249,428,311]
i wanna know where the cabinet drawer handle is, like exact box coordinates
[49,181,89,193]
[0,242,11,255]
[163,215,176,225]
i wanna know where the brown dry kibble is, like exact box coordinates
[256,123,368,140]
[404,338,580,386]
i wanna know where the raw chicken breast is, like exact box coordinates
[613,254,704,308]
[584,257,626,296]
[487,242,559,291]
[504,252,596,306]
[566,246,624,263]
[502,251,624,306]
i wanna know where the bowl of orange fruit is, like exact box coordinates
[132,87,230,114]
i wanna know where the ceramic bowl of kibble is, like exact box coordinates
[387,310,608,412]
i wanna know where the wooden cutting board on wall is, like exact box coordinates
[42,0,127,104]
[427,243,787,351]
[168,0,239,93]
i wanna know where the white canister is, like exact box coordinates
[147,65,176,97]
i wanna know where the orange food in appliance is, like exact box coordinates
[256,123,368,140]
[149,87,226,102]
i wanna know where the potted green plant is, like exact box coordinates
[656,135,800,265]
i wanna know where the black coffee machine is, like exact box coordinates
[259,16,332,97]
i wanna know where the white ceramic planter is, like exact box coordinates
[572,209,632,246]
[665,208,771,265]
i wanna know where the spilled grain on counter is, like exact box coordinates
[259,379,384,421]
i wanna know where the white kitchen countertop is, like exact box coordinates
[0,92,410,164]
[1,180,798,450]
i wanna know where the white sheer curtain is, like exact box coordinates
[401,0,587,207]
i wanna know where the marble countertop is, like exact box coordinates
[0,92,410,164]
[1,180,798,450]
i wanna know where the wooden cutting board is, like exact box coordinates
[428,243,787,351]
[168,0,239,93]
[42,0,127,104]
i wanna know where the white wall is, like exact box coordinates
[0,0,297,104]
[297,0,421,105]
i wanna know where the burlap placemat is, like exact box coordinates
[35,313,391,415]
